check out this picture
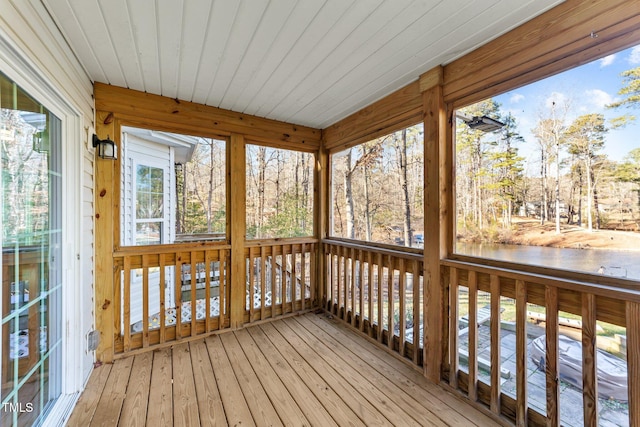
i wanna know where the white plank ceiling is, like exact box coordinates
[43,0,563,129]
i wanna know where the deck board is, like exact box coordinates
[69,312,499,426]
[118,352,152,427]
[146,347,173,426]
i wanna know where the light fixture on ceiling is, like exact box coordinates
[92,134,117,160]
[462,115,505,133]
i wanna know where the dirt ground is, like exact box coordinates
[507,218,640,250]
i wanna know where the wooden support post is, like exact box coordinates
[421,65,447,382]
[316,148,328,308]
[95,110,116,363]
[229,134,246,329]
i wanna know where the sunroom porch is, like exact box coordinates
[67,312,498,427]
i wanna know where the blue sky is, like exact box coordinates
[494,44,640,170]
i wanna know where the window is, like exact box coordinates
[331,124,424,247]
[120,126,226,246]
[135,165,164,245]
[454,44,640,281]
[246,145,314,239]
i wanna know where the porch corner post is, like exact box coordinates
[315,145,329,309]
[229,134,246,328]
[421,66,448,383]
[95,110,116,363]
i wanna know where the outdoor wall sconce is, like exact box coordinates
[92,134,117,159]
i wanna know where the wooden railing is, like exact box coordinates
[323,239,424,366]
[442,259,640,426]
[113,244,231,354]
[244,239,317,323]
[111,238,318,355]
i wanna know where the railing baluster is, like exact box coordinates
[281,245,287,315]
[205,251,212,333]
[368,251,374,338]
[359,249,365,332]
[175,253,183,339]
[388,254,394,351]
[350,247,357,327]
[582,293,598,426]
[219,250,226,330]
[291,244,297,311]
[468,270,478,402]
[159,253,166,343]
[190,252,197,336]
[310,243,317,307]
[123,256,131,352]
[249,247,255,322]
[515,279,527,426]
[377,252,383,343]
[399,258,406,358]
[301,243,306,311]
[261,246,267,320]
[545,285,559,425]
[627,301,640,426]
[142,254,149,348]
[271,245,277,319]
[412,259,420,364]
[337,246,342,318]
[449,267,459,389]
[489,274,501,415]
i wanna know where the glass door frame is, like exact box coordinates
[0,34,87,425]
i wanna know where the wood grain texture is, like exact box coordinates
[94,110,116,363]
[515,280,527,427]
[423,81,446,382]
[90,357,133,426]
[448,267,459,390]
[189,340,226,427]
[443,0,640,105]
[467,270,478,402]
[489,275,501,415]
[581,293,598,426]
[545,286,559,426]
[323,81,422,152]
[626,301,640,427]
[94,83,320,149]
[69,313,502,427]
[118,352,152,427]
[66,364,112,426]
[229,134,246,328]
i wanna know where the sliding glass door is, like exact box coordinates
[1,72,63,426]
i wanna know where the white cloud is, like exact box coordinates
[545,92,567,109]
[629,46,640,65]
[585,89,613,108]
[599,54,616,67]
[509,93,525,103]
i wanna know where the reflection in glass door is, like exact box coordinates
[1,72,63,426]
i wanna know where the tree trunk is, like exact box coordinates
[396,129,412,246]
[364,163,372,241]
[344,149,355,239]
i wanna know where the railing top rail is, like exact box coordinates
[443,258,640,303]
[323,238,423,263]
[113,242,231,258]
[245,237,318,248]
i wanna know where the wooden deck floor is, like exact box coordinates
[67,312,499,426]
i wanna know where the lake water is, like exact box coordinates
[456,242,640,281]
